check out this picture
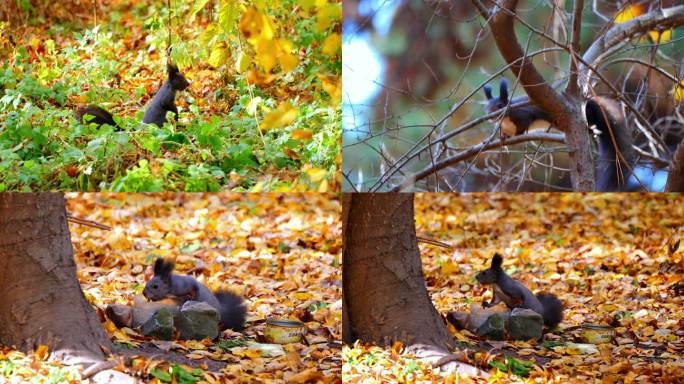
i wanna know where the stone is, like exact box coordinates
[508,308,543,340]
[178,301,220,340]
[141,307,174,340]
[476,313,506,340]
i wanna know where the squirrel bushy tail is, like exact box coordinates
[585,97,634,192]
[76,105,121,130]
[536,293,563,328]
[215,290,247,331]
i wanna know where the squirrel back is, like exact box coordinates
[476,253,563,327]
[143,258,246,330]
[142,63,190,127]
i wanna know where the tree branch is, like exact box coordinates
[567,0,584,96]
[389,132,566,192]
[580,5,684,91]
[487,0,566,117]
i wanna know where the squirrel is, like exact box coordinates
[142,63,190,127]
[74,63,189,129]
[475,253,563,328]
[483,78,635,191]
[143,258,247,331]
[75,105,121,130]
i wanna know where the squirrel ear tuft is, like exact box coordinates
[499,79,509,102]
[153,258,174,276]
[492,253,503,268]
[153,258,164,275]
[484,84,493,100]
[167,63,179,76]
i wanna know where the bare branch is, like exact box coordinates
[389,132,566,192]
[567,0,584,96]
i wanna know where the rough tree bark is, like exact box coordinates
[0,193,112,366]
[666,143,684,192]
[343,193,484,375]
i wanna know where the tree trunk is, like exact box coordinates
[666,142,684,192]
[343,193,453,351]
[0,193,112,366]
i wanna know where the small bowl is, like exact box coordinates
[580,324,614,344]
[264,319,306,344]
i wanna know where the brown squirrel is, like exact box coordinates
[475,253,563,327]
[484,78,635,191]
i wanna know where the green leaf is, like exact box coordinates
[191,0,210,16]
[218,1,239,33]
[150,368,172,382]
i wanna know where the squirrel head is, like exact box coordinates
[167,63,190,91]
[483,79,509,114]
[143,258,175,301]
[475,253,503,285]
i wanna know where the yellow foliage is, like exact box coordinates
[208,43,229,68]
[318,75,341,104]
[614,4,645,24]
[292,129,313,141]
[235,50,250,73]
[614,4,670,43]
[315,3,341,32]
[321,32,341,56]
[261,101,298,129]
[674,79,684,103]
[256,38,278,72]
[239,6,274,44]
[305,168,327,183]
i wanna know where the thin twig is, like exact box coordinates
[67,215,112,231]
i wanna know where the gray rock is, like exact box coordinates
[508,308,543,340]
[178,301,220,340]
[141,307,174,340]
[476,313,506,340]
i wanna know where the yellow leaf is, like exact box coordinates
[292,129,313,141]
[321,33,341,56]
[318,178,328,192]
[648,29,672,43]
[235,50,250,73]
[256,38,277,72]
[674,79,684,103]
[440,261,459,275]
[305,168,327,183]
[293,292,313,300]
[208,43,229,68]
[35,345,49,360]
[279,51,298,72]
[318,75,341,104]
[239,7,274,44]
[261,101,298,130]
[614,4,645,24]
[316,3,341,32]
